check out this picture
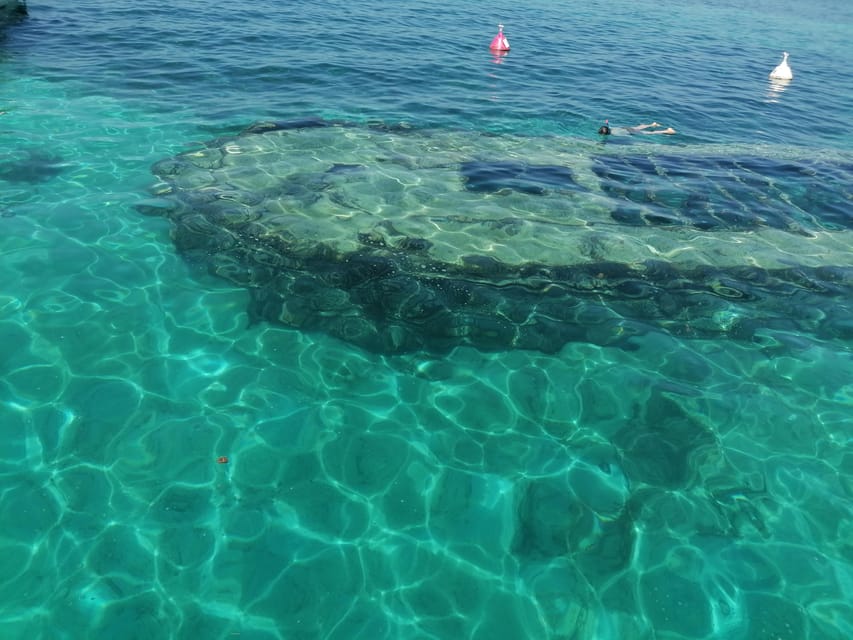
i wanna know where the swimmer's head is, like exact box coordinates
[598,125,611,135]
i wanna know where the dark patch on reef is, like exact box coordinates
[593,153,853,233]
[461,161,578,195]
[142,118,853,354]
[0,2,27,38]
[0,149,67,184]
[0,0,27,22]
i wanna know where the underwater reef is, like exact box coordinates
[141,119,853,354]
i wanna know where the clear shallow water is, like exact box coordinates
[1,1,852,639]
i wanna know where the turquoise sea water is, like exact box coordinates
[1,1,852,638]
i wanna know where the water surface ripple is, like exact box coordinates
[0,1,851,639]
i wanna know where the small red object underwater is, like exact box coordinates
[489,24,510,51]
[216,456,229,464]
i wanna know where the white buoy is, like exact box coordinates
[769,51,793,80]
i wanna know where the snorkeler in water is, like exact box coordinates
[598,120,676,135]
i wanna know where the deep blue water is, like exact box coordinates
[1,1,852,639]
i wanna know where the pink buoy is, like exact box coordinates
[489,24,510,52]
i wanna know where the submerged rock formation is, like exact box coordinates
[0,0,26,23]
[141,119,853,354]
